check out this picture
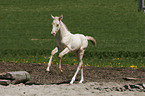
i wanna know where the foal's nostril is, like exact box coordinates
[51,33,56,37]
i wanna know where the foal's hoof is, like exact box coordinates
[46,68,50,72]
[58,69,63,73]
[46,70,50,73]
[79,81,84,84]
[60,70,63,73]
[70,81,74,85]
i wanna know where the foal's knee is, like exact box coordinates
[51,50,57,55]
[58,53,63,59]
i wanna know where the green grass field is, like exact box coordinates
[0,0,144,68]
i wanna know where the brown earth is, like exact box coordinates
[0,62,145,85]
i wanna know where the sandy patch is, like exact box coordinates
[0,82,145,96]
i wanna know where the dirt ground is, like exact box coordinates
[0,62,145,96]
[1,62,145,84]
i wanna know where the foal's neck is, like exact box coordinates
[59,21,71,37]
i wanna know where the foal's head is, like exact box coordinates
[51,14,63,37]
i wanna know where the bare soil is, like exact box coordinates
[0,62,145,85]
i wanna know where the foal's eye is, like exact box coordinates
[56,24,59,27]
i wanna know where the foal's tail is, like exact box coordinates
[86,36,96,46]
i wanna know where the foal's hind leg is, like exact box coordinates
[70,49,85,84]
[46,47,58,72]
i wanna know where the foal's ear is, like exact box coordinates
[59,14,63,21]
[51,14,54,19]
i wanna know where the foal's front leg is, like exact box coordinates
[46,47,58,72]
[58,47,70,72]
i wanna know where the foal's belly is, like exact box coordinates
[71,39,81,50]
[70,34,84,51]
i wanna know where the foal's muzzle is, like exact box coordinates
[51,32,56,37]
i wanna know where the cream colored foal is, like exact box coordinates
[46,14,96,84]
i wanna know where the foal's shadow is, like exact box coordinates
[50,80,71,85]
[50,79,80,85]
[25,79,80,85]
[25,82,44,85]
[25,80,71,85]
